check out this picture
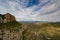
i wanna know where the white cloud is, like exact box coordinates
[0,0,60,22]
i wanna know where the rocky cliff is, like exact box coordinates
[0,13,16,23]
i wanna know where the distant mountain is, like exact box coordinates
[19,21,60,24]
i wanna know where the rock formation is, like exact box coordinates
[0,13,16,23]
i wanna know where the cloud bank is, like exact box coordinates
[0,0,60,22]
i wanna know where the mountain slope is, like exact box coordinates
[0,22,60,40]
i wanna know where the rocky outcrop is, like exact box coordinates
[0,24,28,40]
[0,29,22,40]
[0,13,16,23]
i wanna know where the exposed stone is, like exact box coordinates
[0,13,16,23]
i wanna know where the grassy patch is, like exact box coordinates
[25,23,60,40]
[0,21,22,32]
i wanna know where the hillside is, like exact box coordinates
[23,22,60,40]
[0,13,60,40]
[0,22,60,40]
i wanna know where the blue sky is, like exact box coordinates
[0,0,60,22]
[26,0,39,7]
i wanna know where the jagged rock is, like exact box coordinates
[0,13,16,23]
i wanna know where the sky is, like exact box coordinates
[0,0,60,22]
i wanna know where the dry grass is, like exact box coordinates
[25,23,60,40]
